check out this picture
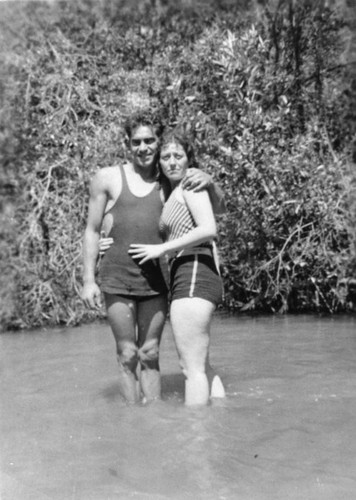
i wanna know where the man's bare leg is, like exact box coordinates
[137,294,168,402]
[105,293,140,404]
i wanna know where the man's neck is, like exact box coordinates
[132,162,158,182]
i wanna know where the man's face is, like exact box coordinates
[130,125,159,170]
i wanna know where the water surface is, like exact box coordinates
[1,314,355,499]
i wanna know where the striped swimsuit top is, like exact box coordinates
[159,185,212,249]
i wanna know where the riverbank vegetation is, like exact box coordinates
[1,0,355,330]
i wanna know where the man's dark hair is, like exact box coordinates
[124,109,164,140]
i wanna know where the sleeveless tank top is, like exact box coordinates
[98,164,167,295]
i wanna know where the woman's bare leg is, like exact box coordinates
[170,297,215,406]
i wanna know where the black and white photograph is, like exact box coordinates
[1,0,356,498]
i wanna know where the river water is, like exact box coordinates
[1,314,356,500]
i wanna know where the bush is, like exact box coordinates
[0,0,355,330]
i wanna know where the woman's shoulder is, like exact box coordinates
[175,184,186,204]
[181,185,210,204]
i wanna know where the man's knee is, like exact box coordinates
[117,343,138,372]
[138,339,160,364]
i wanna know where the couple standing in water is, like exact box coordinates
[81,110,226,406]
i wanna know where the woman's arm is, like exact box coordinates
[182,169,226,215]
[129,189,216,264]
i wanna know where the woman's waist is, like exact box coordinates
[168,244,213,263]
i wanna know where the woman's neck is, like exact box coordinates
[169,179,181,190]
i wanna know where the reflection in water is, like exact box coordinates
[1,315,356,499]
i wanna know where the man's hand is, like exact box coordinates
[99,232,114,256]
[182,168,212,192]
[81,282,102,309]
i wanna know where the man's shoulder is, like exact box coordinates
[96,164,123,177]
[89,165,124,198]
[92,165,122,184]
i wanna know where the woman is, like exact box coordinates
[128,130,225,406]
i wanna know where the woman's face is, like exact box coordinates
[159,142,189,184]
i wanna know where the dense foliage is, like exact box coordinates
[1,0,355,330]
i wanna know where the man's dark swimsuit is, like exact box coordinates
[98,165,168,296]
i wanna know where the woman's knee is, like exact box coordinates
[178,343,209,378]
[182,364,207,380]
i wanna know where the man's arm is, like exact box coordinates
[181,168,226,215]
[206,181,226,216]
[81,171,108,309]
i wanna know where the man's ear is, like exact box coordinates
[122,134,131,160]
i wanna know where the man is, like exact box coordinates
[81,109,224,404]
